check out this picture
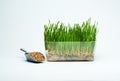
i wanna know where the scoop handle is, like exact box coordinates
[20,48,28,54]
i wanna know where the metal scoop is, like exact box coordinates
[20,48,45,63]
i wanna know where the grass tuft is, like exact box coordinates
[44,18,97,42]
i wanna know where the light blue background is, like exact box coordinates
[0,0,120,80]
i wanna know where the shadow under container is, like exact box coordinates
[45,41,96,61]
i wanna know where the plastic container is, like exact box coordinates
[45,41,96,61]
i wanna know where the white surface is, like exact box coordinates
[0,0,120,81]
[1,56,120,81]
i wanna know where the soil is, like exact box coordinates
[47,53,94,61]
